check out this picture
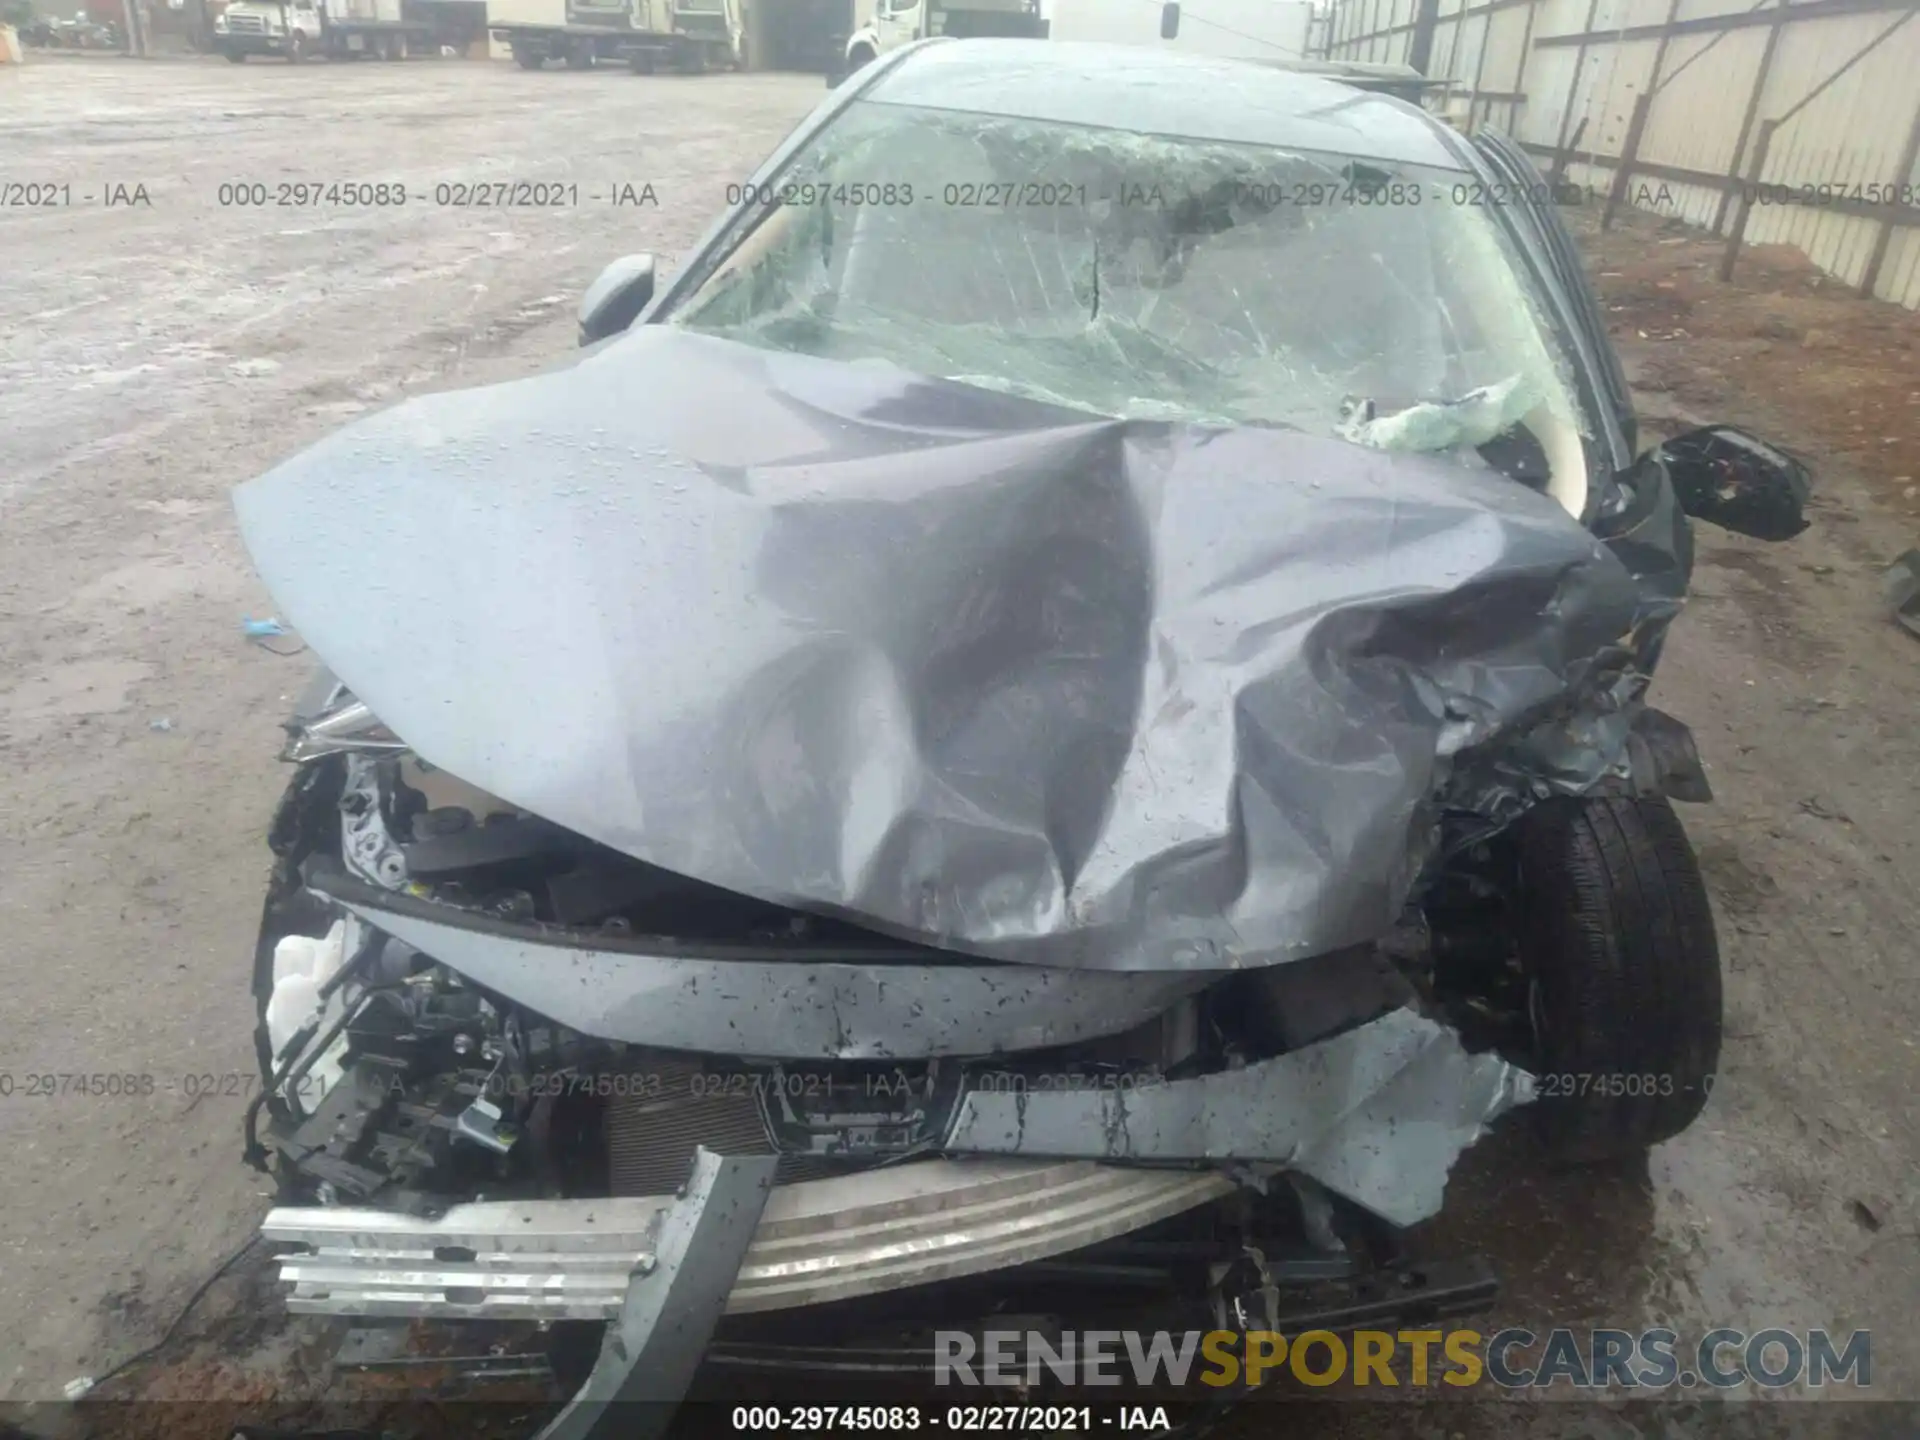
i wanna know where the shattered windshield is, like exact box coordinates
[670,100,1588,457]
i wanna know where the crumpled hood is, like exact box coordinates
[234,325,1674,972]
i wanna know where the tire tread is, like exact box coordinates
[1516,794,1721,1162]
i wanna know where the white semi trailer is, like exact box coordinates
[486,0,740,71]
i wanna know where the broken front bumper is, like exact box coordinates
[261,1006,1530,1319]
[252,743,1532,1346]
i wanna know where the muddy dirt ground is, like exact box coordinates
[3,57,1919,1437]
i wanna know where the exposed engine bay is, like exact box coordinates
[243,675,1528,1244]
[255,743,956,1205]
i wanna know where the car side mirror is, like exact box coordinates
[1651,424,1811,541]
[1160,1,1180,38]
[578,254,657,347]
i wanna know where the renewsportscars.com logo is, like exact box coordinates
[934,1328,1872,1391]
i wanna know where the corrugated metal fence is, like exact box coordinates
[1317,0,1920,307]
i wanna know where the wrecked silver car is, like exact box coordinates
[233,38,1811,1418]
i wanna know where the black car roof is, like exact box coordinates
[863,39,1469,173]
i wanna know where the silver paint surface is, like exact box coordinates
[236,325,1679,972]
[330,896,1212,1058]
[535,1147,776,1440]
[943,1007,1534,1225]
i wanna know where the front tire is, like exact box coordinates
[1515,794,1722,1163]
[224,46,247,59]
[285,30,306,60]
[512,41,543,68]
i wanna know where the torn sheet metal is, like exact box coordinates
[234,325,1683,973]
[319,889,1213,1059]
[536,1147,777,1440]
[942,1007,1532,1226]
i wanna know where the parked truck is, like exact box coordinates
[486,0,740,72]
[212,0,458,60]
[838,0,1042,76]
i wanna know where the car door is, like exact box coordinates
[1473,129,1639,458]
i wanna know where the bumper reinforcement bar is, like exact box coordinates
[262,1160,1236,1319]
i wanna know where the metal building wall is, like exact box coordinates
[1318,0,1920,308]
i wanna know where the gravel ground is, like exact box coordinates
[0,55,829,1407]
[3,54,1919,1432]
